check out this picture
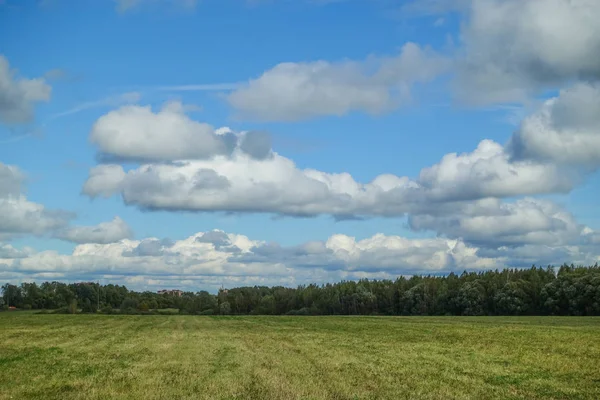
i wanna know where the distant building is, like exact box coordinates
[157,289,184,297]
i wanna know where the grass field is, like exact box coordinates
[1,314,599,399]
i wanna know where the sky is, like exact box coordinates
[1,0,600,293]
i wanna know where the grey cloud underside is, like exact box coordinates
[0,55,51,124]
[54,217,133,244]
[0,205,72,237]
[408,197,592,249]
[122,238,175,257]
[507,83,600,167]
[196,230,232,248]
[0,243,33,259]
[238,131,273,160]
[0,162,23,197]
[0,163,73,239]
[0,163,134,244]
[452,0,600,104]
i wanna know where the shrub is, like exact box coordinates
[198,309,214,315]
[219,301,231,315]
[67,299,78,314]
[100,305,114,314]
[120,298,139,314]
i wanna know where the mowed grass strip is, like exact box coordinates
[0,314,599,400]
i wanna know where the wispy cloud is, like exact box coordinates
[0,133,33,145]
[157,83,241,92]
[48,92,141,121]
[116,0,198,14]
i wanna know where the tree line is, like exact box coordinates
[2,264,599,316]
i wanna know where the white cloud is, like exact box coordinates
[417,139,576,201]
[4,227,598,291]
[89,102,272,162]
[0,243,34,259]
[0,230,503,291]
[54,217,133,244]
[454,0,600,104]
[81,137,574,218]
[0,162,23,198]
[0,162,72,239]
[82,164,127,198]
[409,197,591,249]
[0,55,51,124]
[508,83,600,167]
[228,42,449,121]
[0,196,72,239]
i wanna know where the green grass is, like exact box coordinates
[1,314,599,399]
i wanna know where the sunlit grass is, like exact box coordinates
[1,314,599,399]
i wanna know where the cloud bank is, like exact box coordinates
[83,91,588,219]
[2,225,598,292]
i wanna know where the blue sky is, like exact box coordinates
[1,0,600,292]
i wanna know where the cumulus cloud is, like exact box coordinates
[0,243,35,259]
[241,233,499,274]
[508,83,600,167]
[0,196,72,239]
[416,140,576,201]
[0,55,51,124]
[409,197,591,249]
[454,0,600,104]
[54,217,133,244]
[4,227,599,291]
[0,162,72,239]
[82,164,127,198]
[0,230,503,291]
[89,102,274,162]
[0,162,23,198]
[228,42,450,121]
[85,82,600,222]
[81,138,575,218]
[123,238,174,257]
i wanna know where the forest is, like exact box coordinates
[2,264,600,316]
